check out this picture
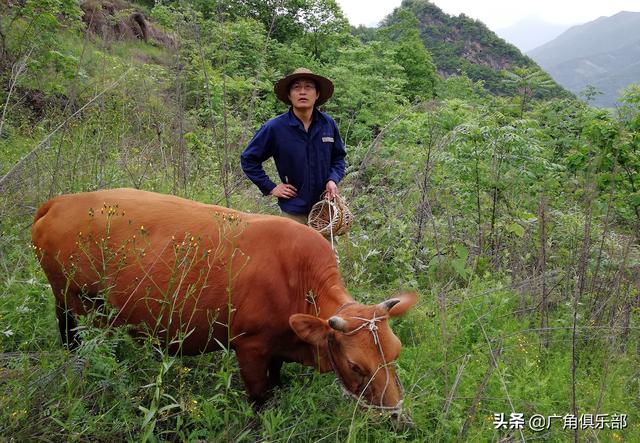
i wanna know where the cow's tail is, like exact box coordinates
[33,198,55,225]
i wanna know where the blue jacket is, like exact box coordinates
[241,108,346,215]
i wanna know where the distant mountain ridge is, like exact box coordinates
[496,18,572,53]
[527,11,640,107]
[385,0,567,97]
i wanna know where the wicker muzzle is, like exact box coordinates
[307,193,353,237]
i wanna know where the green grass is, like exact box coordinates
[1,238,637,441]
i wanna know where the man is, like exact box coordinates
[241,68,346,224]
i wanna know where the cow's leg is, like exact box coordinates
[234,343,271,405]
[267,357,283,388]
[55,298,80,350]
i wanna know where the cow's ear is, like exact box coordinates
[289,314,329,346]
[381,291,418,317]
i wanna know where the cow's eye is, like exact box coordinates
[348,361,365,376]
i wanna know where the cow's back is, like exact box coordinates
[32,188,337,353]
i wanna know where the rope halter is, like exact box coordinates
[326,312,404,414]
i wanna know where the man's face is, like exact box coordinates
[288,78,319,110]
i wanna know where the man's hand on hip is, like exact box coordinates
[271,184,298,199]
[325,180,339,200]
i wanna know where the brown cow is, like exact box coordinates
[31,188,417,410]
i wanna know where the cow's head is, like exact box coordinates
[289,292,417,412]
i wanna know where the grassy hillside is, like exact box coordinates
[1,1,639,441]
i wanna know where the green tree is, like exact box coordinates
[0,0,83,90]
[164,0,308,43]
[618,84,640,229]
[380,8,437,101]
[502,67,555,117]
[297,0,350,61]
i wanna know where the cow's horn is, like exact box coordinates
[328,316,347,332]
[380,298,401,312]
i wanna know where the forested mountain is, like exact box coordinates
[528,11,640,107]
[1,0,639,441]
[383,0,568,97]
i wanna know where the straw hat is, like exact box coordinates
[274,68,334,106]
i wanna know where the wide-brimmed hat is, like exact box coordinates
[274,68,334,106]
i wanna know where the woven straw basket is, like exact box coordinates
[307,193,353,237]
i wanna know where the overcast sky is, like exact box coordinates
[336,0,640,30]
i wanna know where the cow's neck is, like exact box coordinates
[278,246,352,371]
[306,266,351,320]
[293,263,351,372]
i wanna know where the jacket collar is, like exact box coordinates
[287,107,326,128]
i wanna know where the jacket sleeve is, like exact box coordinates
[240,123,278,196]
[327,119,346,184]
